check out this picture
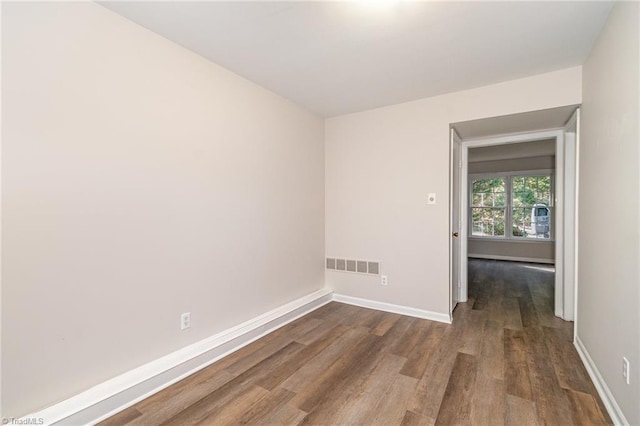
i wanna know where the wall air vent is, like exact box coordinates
[326,258,336,270]
[326,257,380,276]
[346,260,357,272]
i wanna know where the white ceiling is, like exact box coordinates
[100,1,613,117]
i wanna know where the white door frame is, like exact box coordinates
[449,128,462,315]
[457,128,577,320]
[562,110,579,322]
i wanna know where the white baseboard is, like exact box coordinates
[24,289,452,425]
[25,288,333,426]
[468,254,555,265]
[332,293,452,324]
[574,335,628,425]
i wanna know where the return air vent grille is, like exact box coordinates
[326,257,380,276]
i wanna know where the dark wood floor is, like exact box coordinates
[102,259,610,425]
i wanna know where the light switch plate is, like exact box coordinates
[428,193,437,205]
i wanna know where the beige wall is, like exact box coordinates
[468,155,555,174]
[579,2,640,424]
[325,67,581,314]
[468,155,555,263]
[1,2,325,417]
[468,241,554,263]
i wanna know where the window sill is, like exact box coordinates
[468,236,555,243]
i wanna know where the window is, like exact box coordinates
[470,173,552,240]
[511,175,552,239]
[471,177,506,237]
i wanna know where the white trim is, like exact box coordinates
[572,108,581,340]
[469,169,554,178]
[468,254,554,265]
[462,130,561,146]
[450,128,463,314]
[574,336,628,426]
[24,288,333,426]
[460,144,469,302]
[468,236,555,244]
[562,109,578,321]
[555,130,565,318]
[333,293,452,324]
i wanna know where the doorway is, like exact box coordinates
[449,106,579,322]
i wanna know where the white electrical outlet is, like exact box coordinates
[623,357,630,384]
[381,275,388,286]
[181,312,191,330]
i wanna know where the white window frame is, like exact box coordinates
[469,169,554,242]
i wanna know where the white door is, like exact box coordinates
[450,129,462,312]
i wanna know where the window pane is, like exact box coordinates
[472,179,489,193]
[471,177,506,238]
[471,208,489,236]
[512,193,526,208]
[472,192,493,207]
[512,176,525,192]
[473,178,505,195]
[512,207,530,237]
[535,192,551,205]
[511,175,552,239]
[525,176,538,191]
[471,207,505,237]
[491,179,505,193]
[537,176,551,192]
[492,209,505,236]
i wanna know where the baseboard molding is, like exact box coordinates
[574,335,628,425]
[25,288,333,426]
[24,289,451,425]
[332,293,452,324]
[468,253,555,265]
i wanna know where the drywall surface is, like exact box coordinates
[578,2,640,424]
[468,155,555,174]
[325,67,581,315]
[2,2,324,417]
[468,240,554,263]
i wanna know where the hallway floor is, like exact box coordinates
[465,258,610,425]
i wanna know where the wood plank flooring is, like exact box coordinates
[101,259,610,425]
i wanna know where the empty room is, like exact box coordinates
[1,1,638,425]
